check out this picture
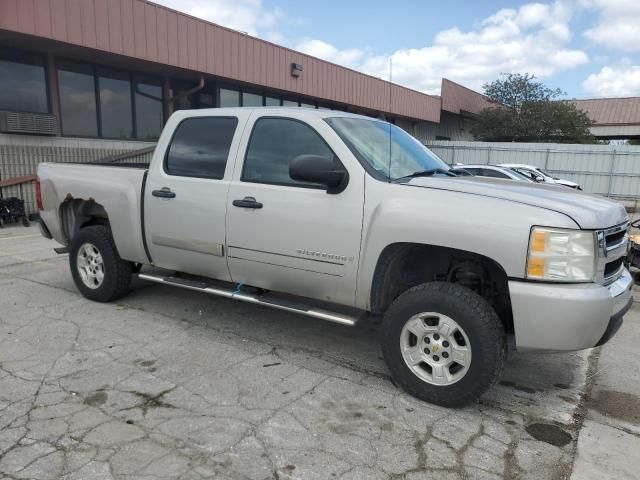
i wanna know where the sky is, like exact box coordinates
[153,0,640,99]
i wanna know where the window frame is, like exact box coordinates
[162,115,239,180]
[133,74,165,140]
[241,90,265,107]
[96,66,135,140]
[0,46,51,114]
[56,59,100,138]
[240,116,344,190]
[56,57,163,140]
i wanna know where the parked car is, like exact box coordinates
[37,108,631,407]
[499,163,582,190]
[454,164,535,182]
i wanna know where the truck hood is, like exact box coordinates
[404,176,627,229]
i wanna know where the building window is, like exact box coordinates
[0,47,48,113]
[58,60,163,139]
[97,67,133,139]
[300,102,316,109]
[242,92,263,107]
[282,99,299,107]
[165,117,238,179]
[265,96,281,106]
[58,61,98,137]
[219,88,240,107]
[242,118,335,187]
[134,76,163,140]
[199,93,215,108]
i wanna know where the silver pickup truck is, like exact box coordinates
[37,108,633,407]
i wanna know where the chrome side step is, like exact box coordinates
[137,273,358,326]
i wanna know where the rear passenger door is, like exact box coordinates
[144,111,249,280]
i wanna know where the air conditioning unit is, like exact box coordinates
[0,110,58,136]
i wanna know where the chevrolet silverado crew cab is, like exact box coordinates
[37,108,633,407]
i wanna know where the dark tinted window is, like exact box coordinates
[243,118,334,187]
[58,61,98,137]
[135,76,163,140]
[166,117,238,179]
[220,88,240,107]
[265,96,281,106]
[98,68,133,138]
[243,92,263,106]
[481,169,508,179]
[0,48,48,113]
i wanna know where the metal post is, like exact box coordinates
[451,145,456,165]
[487,146,492,165]
[606,150,616,197]
[544,147,550,170]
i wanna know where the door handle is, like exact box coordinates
[152,188,176,199]
[232,196,263,209]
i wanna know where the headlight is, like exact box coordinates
[526,227,596,282]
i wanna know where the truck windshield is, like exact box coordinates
[325,117,450,182]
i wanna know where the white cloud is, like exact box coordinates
[583,63,640,97]
[295,39,366,68]
[296,1,587,95]
[582,0,640,51]
[153,0,282,37]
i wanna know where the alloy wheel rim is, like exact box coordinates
[399,312,472,386]
[76,243,105,289]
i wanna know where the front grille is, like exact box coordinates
[606,229,626,248]
[604,257,624,278]
[597,221,629,285]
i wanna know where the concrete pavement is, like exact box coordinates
[571,288,640,479]
[0,225,636,479]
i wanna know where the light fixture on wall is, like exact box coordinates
[291,63,303,78]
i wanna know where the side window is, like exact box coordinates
[482,169,508,179]
[165,117,238,179]
[514,168,535,180]
[242,117,335,187]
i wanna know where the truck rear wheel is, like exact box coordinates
[381,282,505,407]
[69,225,132,302]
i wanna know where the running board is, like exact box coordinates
[137,273,358,326]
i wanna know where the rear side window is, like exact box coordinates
[165,117,238,179]
[242,117,335,187]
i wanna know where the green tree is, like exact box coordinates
[472,73,594,143]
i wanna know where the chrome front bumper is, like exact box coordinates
[509,268,633,352]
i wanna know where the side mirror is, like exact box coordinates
[289,155,349,194]
[534,175,545,183]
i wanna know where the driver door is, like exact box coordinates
[225,112,365,306]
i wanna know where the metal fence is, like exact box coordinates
[425,140,640,200]
[0,135,154,214]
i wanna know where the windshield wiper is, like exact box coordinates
[392,168,457,183]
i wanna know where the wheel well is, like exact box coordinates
[370,243,514,334]
[60,199,110,243]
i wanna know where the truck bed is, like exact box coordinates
[37,162,150,265]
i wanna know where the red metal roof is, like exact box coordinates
[0,0,441,122]
[570,98,640,126]
[440,79,493,115]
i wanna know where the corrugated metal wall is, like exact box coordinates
[0,135,154,214]
[0,0,441,122]
[425,141,640,199]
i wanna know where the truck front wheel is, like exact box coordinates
[69,225,132,302]
[381,282,505,407]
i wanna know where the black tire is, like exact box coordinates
[22,216,30,227]
[381,282,506,407]
[69,225,132,302]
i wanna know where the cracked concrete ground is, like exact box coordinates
[0,226,612,479]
